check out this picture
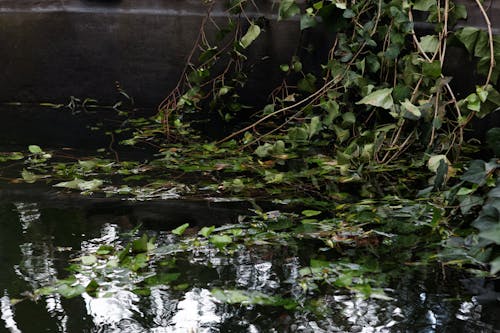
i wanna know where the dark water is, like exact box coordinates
[0,195,499,333]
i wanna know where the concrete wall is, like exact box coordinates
[0,0,498,107]
[0,0,300,107]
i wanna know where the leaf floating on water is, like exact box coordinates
[28,145,43,154]
[211,289,297,310]
[172,223,190,236]
[54,178,103,191]
[209,235,233,249]
[81,255,97,266]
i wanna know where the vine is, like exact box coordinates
[157,0,499,171]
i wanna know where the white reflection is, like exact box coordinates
[168,288,220,332]
[14,202,41,232]
[456,300,482,321]
[1,292,21,333]
[46,294,68,333]
[81,223,119,253]
[337,295,401,333]
[83,290,141,327]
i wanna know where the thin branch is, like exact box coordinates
[474,0,496,86]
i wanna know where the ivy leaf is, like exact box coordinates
[81,255,97,266]
[209,235,233,249]
[486,128,500,156]
[297,73,317,93]
[22,169,41,184]
[461,159,499,185]
[240,24,261,49]
[459,195,484,214]
[419,35,439,53]
[211,289,297,309]
[57,284,86,299]
[132,234,150,252]
[478,225,500,245]
[466,93,481,112]
[456,27,480,55]
[308,116,322,139]
[28,145,43,154]
[400,99,422,120]
[356,88,394,110]
[302,210,322,217]
[489,256,500,275]
[54,178,103,191]
[300,15,317,30]
[199,226,215,238]
[413,0,435,11]
[172,223,190,236]
[279,0,301,20]
[427,155,449,173]
[422,61,441,79]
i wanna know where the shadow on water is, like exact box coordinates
[0,194,499,332]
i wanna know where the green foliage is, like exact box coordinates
[8,0,499,279]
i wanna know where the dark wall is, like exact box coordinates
[0,0,498,108]
[0,0,301,107]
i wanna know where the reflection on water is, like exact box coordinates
[0,201,499,332]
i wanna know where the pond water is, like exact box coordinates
[0,105,498,332]
[0,193,499,333]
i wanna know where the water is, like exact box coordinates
[0,196,499,332]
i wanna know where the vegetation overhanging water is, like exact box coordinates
[0,0,499,331]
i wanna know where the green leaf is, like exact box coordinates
[279,0,301,20]
[302,210,322,217]
[240,24,261,49]
[419,35,439,53]
[172,223,190,236]
[478,225,500,244]
[254,143,273,158]
[85,280,99,297]
[461,159,498,185]
[28,145,43,154]
[132,234,150,252]
[456,27,480,55]
[21,169,41,183]
[308,116,322,139]
[422,61,441,79]
[413,0,435,11]
[489,256,500,275]
[81,255,97,266]
[96,245,114,255]
[0,152,24,162]
[288,127,309,142]
[466,93,481,112]
[300,15,317,30]
[400,99,422,120]
[427,154,449,173]
[297,73,317,93]
[356,88,394,110]
[459,195,484,214]
[211,289,297,309]
[53,178,103,191]
[209,235,233,249]
[199,226,216,238]
[57,284,85,299]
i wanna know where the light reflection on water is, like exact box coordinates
[0,201,498,332]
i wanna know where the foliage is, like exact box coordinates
[32,197,442,308]
[2,0,499,283]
